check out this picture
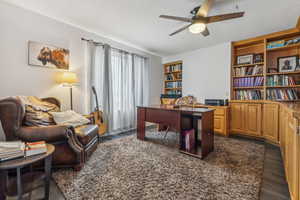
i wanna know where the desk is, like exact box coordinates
[137,105,214,159]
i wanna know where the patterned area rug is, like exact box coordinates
[53,131,265,200]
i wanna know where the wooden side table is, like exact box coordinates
[0,144,55,200]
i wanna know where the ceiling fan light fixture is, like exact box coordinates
[189,23,206,34]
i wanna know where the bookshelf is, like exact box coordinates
[231,28,300,102]
[163,61,183,95]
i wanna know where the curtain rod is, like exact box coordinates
[81,37,148,59]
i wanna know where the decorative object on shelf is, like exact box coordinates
[278,55,298,72]
[268,67,279,73]
[253,54,264,63]
[57,72,79,110]
[267,40,285,49]
[237,54,253,65]
[28,41,69,69]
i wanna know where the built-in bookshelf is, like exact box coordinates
[231,27,300,102]
[163,61,183,95]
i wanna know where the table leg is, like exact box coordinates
[17,167,22,200]
[0,170,6,199]
[44,155,52,200]
[137,108,146,140]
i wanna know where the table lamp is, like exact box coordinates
[58,72,78,110]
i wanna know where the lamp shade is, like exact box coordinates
[58,72,78,85]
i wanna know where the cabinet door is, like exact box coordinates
[214,116,225,135]
[263,104,279,143]
[230,103,245,132]
[286,116,299,200]
[245,104,262,136]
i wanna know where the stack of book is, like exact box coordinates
[267,89,298,100]
[235,90,263,100]
[267,40,285,49]
[25,141,47,157]
[0,141,25,162]
[166,90,182,95]
[234,77,264,87]
[165,81,182,88]
[165,64,182,73]
[267,75,296,86]
[235,65,263,76]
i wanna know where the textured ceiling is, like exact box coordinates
[3,0,300,56]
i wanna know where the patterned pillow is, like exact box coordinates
[175,96,197,106]
[17,96,59,127]
[50,110,90,128]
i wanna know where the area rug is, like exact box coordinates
[52,131,265,200]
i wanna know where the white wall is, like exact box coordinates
[163,42,231,103]
[0,2,163,113]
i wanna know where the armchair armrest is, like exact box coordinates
[16,125,71,143]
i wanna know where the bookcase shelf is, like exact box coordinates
[232,62,264,68]
[233,74,264,78]
[266,85,300,88]
[231,26,300,102]
[266,71,300,76]
[163,61,183,95]
[266,43,300,52]
[233,86,264,90]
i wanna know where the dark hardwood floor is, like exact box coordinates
[31,129,290,200]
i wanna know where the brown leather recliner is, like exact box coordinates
[0,97,99,170]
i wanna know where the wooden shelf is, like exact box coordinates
[165,79,182,82]
[233,62,264,68]
[165,88,182,90]
[267,99,300,102]
[233,74,264,78]
[266,43,300,52]
[233,86,264,90]
[165,70,182,74]
[266,85,300,88]
[266,71,300,76]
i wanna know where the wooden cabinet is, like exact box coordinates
[263,104,279,143]
[245,104,262,136]
[230,103,261,136]
[214,116,225,134]
[230,103,244,132]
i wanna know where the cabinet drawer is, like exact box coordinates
[214,108,225,116]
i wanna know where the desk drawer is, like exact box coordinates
[214,108,225,116]
[146,109,179,126]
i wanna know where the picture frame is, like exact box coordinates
[237,54,253,65]
[253,53,264,64]
[28,41,70,70]
[295,59,300,71]
[277,55,298,72]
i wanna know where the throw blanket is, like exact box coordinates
[16,96,59,127]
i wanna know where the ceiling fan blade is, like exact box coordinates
[169,24,192,36]
[201,27,210,37]
[206,12,245,23]
[197,0,214,17]
[159,15,192,23]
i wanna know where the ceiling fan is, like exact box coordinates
[159,0,245,37]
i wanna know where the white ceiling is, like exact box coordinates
[3,0,300,57]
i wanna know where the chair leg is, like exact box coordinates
[163,126,170,140]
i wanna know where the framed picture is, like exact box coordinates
[295,59,300,71]
[237,54,253,65]
[278,55,298,72]
[253,54,264,63]
[28,41,69,70]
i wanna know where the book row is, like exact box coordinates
[234,65,263,76]
[233,77,264,87]
[267,89,299,100]
[165,81,182,88]
[165,64,182,73]
[266,75,296,86]
[166,90,182,95]
[235,90,263,100]
[165,73,182,81]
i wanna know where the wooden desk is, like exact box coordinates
[137,105,214,159]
